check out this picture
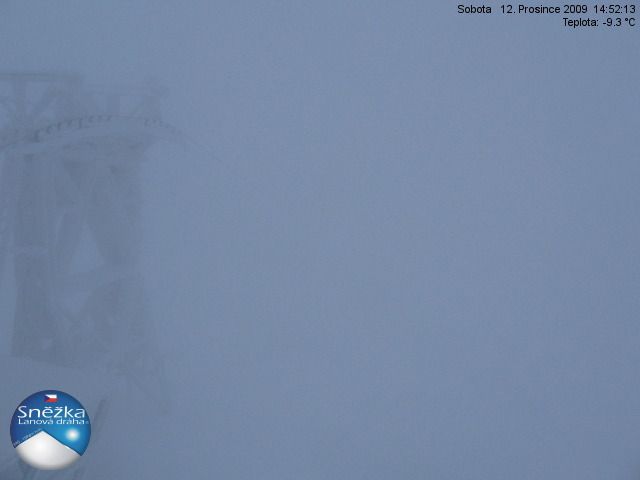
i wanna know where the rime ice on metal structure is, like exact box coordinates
[0,72,178,479]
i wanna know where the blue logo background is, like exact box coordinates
[10,390,91,456]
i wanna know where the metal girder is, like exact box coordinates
[0,72,178,479]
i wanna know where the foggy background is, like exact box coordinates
[1,1,639,478]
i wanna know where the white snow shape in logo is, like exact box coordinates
[15,431,81,470]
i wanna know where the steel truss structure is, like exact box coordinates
[0,72,180,479]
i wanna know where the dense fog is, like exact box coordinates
[1,1,639,478]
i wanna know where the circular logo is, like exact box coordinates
[10,390,91,470]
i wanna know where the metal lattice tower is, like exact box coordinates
[0,72,180,479]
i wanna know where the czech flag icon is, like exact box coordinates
[44,394,58,403]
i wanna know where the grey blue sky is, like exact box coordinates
[1,1,639,478]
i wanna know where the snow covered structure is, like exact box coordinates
[0,72,179,479]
